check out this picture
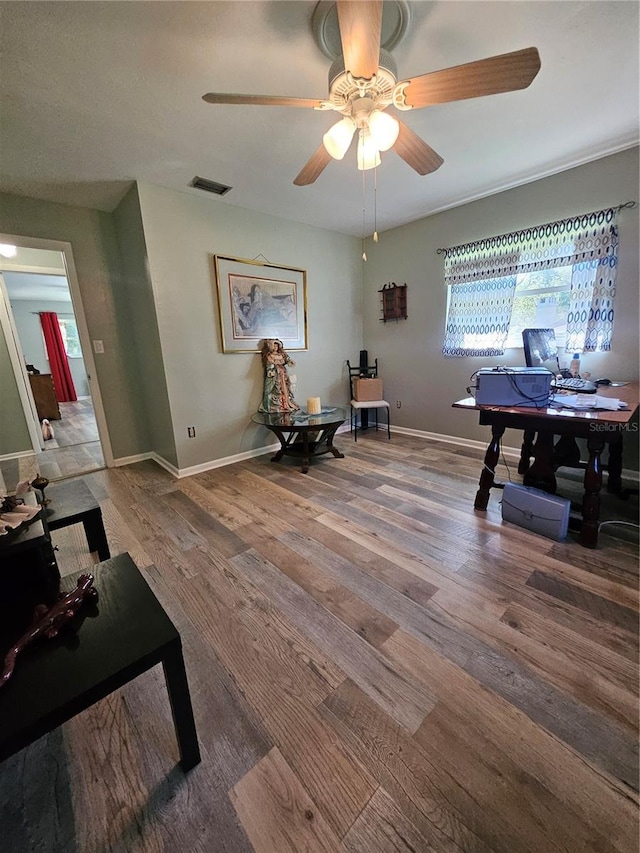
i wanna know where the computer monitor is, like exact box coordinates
[522,328,559,371]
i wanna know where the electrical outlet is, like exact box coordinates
[396,400,402,408]
[187,426,196,438]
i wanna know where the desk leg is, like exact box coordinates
[581,435,605,549]
[83,508,111,561]
[523,431,556,494]
[162,642,201,771]
[475,425,505,510]
[518,429,535,475]
[606,434,623,494]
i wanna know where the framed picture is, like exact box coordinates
[213,255,308,353]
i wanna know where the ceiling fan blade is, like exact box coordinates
[293,145,333,186]
[203,93,323,108]
[402,47,541,108]
[394,121,444,175]
[336,0,382,79]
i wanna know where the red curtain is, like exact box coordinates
[40,312,77,403]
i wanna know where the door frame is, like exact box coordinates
[0,272,44,453]
[0,233,114,467]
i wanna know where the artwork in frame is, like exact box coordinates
[213,255,308,353]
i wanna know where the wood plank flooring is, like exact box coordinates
[0,399,104,489]
[1,432,638,853]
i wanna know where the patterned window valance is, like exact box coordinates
[443,207,618,285]
[442,207,619,356]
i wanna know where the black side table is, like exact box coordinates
[0,503,60,639]
[47,478,110,561]
[0,553,200,772]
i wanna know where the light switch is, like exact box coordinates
[93,340,104,354]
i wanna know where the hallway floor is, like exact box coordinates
[0,398,104,491]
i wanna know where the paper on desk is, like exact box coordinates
[550,394,627,411]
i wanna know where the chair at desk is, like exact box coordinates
[346,359,391,442]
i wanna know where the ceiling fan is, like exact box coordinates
[202,1,541,186]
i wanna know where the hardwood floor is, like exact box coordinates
[0,399,104,490]
[1,432,638,853]
[48,398,100,448]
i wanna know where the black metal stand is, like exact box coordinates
[347,353,380,431]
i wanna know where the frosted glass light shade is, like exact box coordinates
[357,132,381,171]
[0,244,17,258]
[368,110,399,151]
[322,117,356,160]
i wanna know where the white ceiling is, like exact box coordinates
[0,1,638,237]
[3,272,71,303]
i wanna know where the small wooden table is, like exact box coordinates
[0,553,200,771]
[453,383,639,548]
[252,406,348,473]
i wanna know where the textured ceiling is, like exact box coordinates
[0,1,638,237]
[3,272,71,303]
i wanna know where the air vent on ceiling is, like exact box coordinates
[190,176,232,196]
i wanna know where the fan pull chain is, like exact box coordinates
[373,167,379,243]
[361,161,367,262]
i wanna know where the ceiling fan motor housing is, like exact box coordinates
[328,48,398,108]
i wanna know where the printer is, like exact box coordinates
[475,367,552,407]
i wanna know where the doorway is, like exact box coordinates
[0,239,112,487]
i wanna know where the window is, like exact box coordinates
[58,317,82,357]
[442,207,619,357]
[505,265,572,349]
[42,316,82,358]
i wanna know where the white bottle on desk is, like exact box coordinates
[570,353,581,377]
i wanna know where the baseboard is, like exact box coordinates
[392,425,523,458]
[112,452,155,468]
[171,444,281,479]
[391,425,640,482]
[0,449,36,462]
[111,429,640,485]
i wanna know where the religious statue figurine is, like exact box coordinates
[258,338,300,413]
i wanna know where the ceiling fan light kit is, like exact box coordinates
[323,116,356,160]
[202,1,541,187]
[368,109,399,151]
[357,129,381,171]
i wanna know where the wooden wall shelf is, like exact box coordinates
[379,283,407,322]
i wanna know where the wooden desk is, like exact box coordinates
[453,383,639,548]
[0,553,201,771]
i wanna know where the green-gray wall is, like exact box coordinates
[1,149,637,473]
[0,322,31,455]
[112,185,177,467]
[0,191,147,460]
[136,182,362,470]
[362,148,640,469]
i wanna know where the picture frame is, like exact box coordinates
[213,255,308,353]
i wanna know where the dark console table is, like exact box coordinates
[252,406,348,473]
[0,553,200,771]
